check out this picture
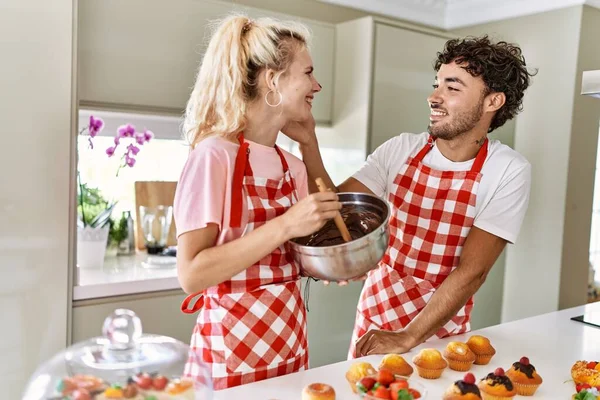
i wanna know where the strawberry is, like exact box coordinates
[376,368,396,387]
[408,388,422,399]
[372,385,391,399]
[152,375,168,390]
[389,380,409,399]
[586,361,598,369]
[356,377,377,393]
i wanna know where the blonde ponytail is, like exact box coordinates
[183,14,310,148]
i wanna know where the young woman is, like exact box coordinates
[174,15,340,389]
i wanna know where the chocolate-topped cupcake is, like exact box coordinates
[443,373,482,400]
[506,357,543,396]
[478,368,517,400]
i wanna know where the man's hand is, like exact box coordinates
[281,115,317,146]
[355,329,418,357]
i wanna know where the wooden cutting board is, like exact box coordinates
[134,181,178,251]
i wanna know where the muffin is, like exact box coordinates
[466,335,496,365]
[345,362,376,393]
[478,368,517,400]
[506,356,542,396]
[379,353,414,377]
[443,372,483,400]
[412,348,448,379]
[444,341,477,371]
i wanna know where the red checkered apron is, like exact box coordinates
[348,136,489,358]
[181,134,308,389]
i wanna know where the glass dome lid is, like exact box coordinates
[23,309,212,400]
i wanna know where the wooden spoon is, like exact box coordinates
[315,177,352,242]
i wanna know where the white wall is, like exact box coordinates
[0,0,75,397]
[456,6,586,321]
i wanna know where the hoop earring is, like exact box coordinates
[265,89,283,107]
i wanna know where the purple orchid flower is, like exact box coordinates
[125,156,136,167]
[135,132,146,145]
[127,144,140,156]
[88,116,104,137]
[143,130,154,142]
[117,124,136,138]
[106,146,116,157]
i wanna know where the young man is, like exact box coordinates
[283,35,536,357]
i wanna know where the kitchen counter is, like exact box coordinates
[73,253,180,300]
[215,302,600,399]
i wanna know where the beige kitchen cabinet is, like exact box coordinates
[72,280,361,368]
[77,0,334,124]
[72,290,197,344]
[370,24,449,152]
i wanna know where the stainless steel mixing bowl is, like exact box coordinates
[288,192,390,281]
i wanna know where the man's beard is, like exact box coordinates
[428,99,484,140]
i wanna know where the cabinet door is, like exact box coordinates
[78,0,334,123]
[72,291,196,344]
[369,24,447,152]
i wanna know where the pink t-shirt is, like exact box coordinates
[174,136,309,245]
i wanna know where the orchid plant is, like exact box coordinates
[78,115,153,230]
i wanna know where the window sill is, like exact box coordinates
[73,253,181,301]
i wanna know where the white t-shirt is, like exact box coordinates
[353,132,531,244]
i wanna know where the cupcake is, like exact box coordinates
[506,357,542,396]
[345,362,377,393]
[478,368,517,400]
[444,341,477,371]
[412,348,448,379]
[443,372,483,400]
[379,353,414,377]
[466,335,496,365]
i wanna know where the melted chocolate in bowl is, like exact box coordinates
[300,208,382,247]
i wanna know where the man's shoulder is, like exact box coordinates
[487,139,530,173]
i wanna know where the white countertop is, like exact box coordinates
[73,253,181,300]
[215,302,600,399]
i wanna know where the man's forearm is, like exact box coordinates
[299,139,337,194]
[403,267,484,344]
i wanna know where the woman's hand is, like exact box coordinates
[282,114,317,146]
[280,191,341,240]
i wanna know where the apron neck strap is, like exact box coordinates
[230,134,251,228]
[230,133,292,227]
[414,135,489,173]
[470,138,488,173]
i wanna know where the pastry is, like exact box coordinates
[506,356,543,396]
[127,373,195,400]
[443,372,482,400]
[444,341,477,371]
[379,353,414,377]
[302,383,336,400]
[572,361,600,387]
[412,348,448,379]
[95,384,144,400]
[55,375,107,399]
[345,362,377,393]
[477,368,517,400]
[466,335,496,365]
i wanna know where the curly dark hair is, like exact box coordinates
[434,35,537,133]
